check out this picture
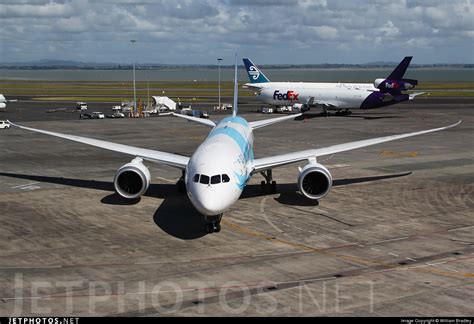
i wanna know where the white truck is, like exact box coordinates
[76,102,88,111]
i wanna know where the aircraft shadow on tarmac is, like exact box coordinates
[295,113,403,120]
[0,171,411,240]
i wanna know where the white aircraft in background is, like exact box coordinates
[6,58,459,234]
[243,57,425,115]
[0,94,17,110]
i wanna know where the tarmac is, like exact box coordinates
[0,97,473,316]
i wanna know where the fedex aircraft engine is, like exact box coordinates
[114,157,151,199]
[297,163,332,200]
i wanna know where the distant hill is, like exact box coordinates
[0,59,472,70]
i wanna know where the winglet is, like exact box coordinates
[233,54,238,118]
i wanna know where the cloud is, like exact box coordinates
[0,0,472,64]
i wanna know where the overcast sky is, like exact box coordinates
[0,0,473,64]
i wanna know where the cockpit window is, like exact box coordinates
[211,175,221,184]
[222,174,230,183]
[199,174,210,184]
[193,174,200,182]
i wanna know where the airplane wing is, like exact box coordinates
[7,121,190,169]
[172,113,216,127]
[249,113,302,130]
[251,121,461,173]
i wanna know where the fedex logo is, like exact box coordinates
[273,90,299,101]
[385,82,400,89]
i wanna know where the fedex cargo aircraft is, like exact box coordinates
[243,57,424,115]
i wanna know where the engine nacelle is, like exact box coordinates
[0,103,6,109]
[297,163,332,200]
[114,158,151,199]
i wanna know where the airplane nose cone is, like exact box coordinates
[198,195,227,215]
[187,183,236,216]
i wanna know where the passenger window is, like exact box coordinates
[211,175,221,184]
[200,175,210,184]
[193,174,200,182]
[222,174,230,183]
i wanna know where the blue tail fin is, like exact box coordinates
[387,56,412,80]
[242,58,270,83]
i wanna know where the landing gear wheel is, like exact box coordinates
[177,180,186,193]
[271,181,277,193]
[260,170,277,194]
[206,223,214,234]
[206,214,222,234]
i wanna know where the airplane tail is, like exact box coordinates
[242,58,271,83]
[374,56,418,94]
[387,56,412,80]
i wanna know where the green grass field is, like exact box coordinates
[1,80,473,102]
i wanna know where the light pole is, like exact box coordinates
[217,58,223,109]
[130,39,137,114]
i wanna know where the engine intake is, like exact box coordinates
[297,163,332,200]
[114,158,151,199]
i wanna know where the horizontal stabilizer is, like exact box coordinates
[172,113,216,127]
[249,113,302,130]
[409,92,426,100]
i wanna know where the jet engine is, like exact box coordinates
[114,157,151,199]
[297,163,332,200]
[0,103,6,109]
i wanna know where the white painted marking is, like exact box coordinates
[155,176,177,183]
[448,225,474,232]
[371,248,381,252]
[0,265,61,270]
[371,237,408,244]
[12,182,39,189]
[442,267,459,273]
[259,197,285,234]
[389,253,399,257]
[407,258,417,262]
[20,185,41,191]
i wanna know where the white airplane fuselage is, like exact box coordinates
[251,82,383,109]
[185,116,253,216]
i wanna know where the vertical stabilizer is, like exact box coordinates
[387,56,413,80]
[242,58,271,83]
[232,54,238,117]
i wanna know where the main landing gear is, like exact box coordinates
[260,170,277,194]
[206,214,222,234]
[319,109,352,116]
[335,109,352,116]
[177,170,186,193]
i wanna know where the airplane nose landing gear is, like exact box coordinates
[205,214,223,234]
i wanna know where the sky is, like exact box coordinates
[0,0,473,65]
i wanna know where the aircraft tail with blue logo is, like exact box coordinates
[243,58,271,84]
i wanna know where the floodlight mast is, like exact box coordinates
[130,40,137,114]
[217,58,223,109]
